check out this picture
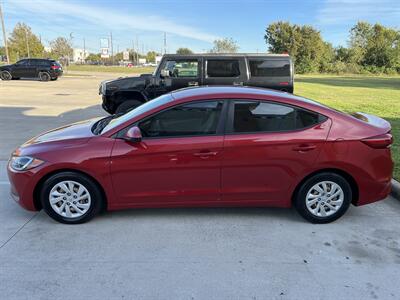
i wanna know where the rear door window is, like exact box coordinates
[206,59,240,77]
[230,100,325,133]
[249,59,290,77]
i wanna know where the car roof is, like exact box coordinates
[170,86,325,108]
[163,53,290,58]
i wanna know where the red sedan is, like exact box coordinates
[7,87,393,224]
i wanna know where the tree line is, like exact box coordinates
[265,21,400,74]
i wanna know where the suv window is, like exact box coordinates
[29,59,47,66]
[206,59,240,77]
[249,59,290,77]
[231,101,323,133]
[162,60,198,78]
[139,101,223,138]
[16,59,29,66]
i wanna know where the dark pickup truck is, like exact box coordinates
[99,53,294,114]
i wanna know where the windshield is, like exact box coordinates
[101,93,174,133]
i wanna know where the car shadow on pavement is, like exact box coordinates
[96,206,305,223]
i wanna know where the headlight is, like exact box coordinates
[10,156,44,171]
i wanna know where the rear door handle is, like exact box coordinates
[292,144,316,152]
[188,81,199,86]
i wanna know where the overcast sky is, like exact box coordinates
[1,0,399,54]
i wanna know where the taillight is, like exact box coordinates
[361,133,393,149]
[279,82,289,86]
[51,65,60,70]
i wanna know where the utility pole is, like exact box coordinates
[83,38,86,63]
[136,34,139,65]
[0,1,10,63]
[25,28,30,58]
[110,31,114,65]
[132,40,136,64]
[163,32,167,54]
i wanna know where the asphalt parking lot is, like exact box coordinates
[1,74,400,300]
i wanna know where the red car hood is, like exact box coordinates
[22,117,101,147]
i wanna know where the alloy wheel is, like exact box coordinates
[0,71,12,80]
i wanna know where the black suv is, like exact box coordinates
[0,58,63,81]
[100,53,294,114]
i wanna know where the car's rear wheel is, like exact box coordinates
[39,71,50,81]
[40,172,103,224]
[0,71,12,80]
[115,100,142,114]
[294,173,352,223]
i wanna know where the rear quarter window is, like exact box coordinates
[249,59,290,77]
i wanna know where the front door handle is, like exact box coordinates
[292,144,316,152]
[193,151,218,157]
[188,81,199,86]
[233,81,243,86]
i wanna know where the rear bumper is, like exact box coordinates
[50,70,63,78]
[355,177,392,206]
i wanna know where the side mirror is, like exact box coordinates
[124,126,142,143]
[160,69,170,78]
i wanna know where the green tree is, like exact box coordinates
[7,22,44,61]
[209,38,239,53]
[176,47,193,55]
[265,22,334,73]
[50,37,73,60]
[146,51,158,63]
[349,22,400,72]
[86,53,101,62]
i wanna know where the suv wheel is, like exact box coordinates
[294,173,352,224]
[39,71,51,81]
[0,71,12,80]
[40,172,104,224]
[115,100,143,114]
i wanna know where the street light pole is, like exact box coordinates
[25,28,30,58]
[0,1,10,63]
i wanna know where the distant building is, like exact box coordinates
[73,48,89,63]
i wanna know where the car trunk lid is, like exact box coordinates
[351,112,393,149]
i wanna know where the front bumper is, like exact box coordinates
[7,162,46,211]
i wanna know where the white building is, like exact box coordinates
[73,48,89,63]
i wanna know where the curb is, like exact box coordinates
[391,179,400,200]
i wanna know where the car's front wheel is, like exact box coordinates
[40,172,104,224]
[294,173,352,223]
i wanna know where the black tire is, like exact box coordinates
[12,77,20,80]
[40,171,104,224]
[0,70,12,80]
[115,100,143,114]
[39,71,51,81]
[50,77,58,81]
[294,172,352,224]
